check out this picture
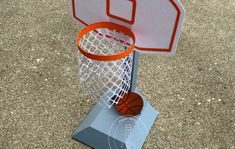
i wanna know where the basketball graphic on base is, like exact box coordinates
[116,92,144,116]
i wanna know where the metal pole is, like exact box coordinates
[130,50,140,91]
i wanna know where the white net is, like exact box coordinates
[78,26,134,108]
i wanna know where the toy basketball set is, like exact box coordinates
[70,0,185,149]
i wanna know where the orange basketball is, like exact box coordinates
[116,92,144,116]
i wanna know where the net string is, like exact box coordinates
[78,27,134,108]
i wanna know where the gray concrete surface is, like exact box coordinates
[0,0,234,148]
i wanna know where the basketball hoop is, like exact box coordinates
[77,22,136,108]
[72,1,186,147]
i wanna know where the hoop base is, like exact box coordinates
[72,88,159,149]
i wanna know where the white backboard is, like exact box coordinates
[71,0,185,55]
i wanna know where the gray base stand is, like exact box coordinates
[72,89,159,149]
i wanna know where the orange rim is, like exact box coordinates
[77,22,136,61]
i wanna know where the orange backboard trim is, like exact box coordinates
[106,0,136,25]
[72,0,88,26]
[135,0,181,52]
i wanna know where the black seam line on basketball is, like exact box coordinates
[118,93,134,109]
[118,105,127,112]
[117,100,125,106]
[117,92,132,106]
[123,101,136,115]
[126,108,136,115]
[117,94,138,106]
[118,94,138,115]
[120,97,140,115]
[125,96,140,105]
[118,103,128,112]
[125,104,137,115]
[119,99,137,111]
[125,107,136,115]
[119,107,128,113]
[127,105,143,109]
[118,99,124,105]
[126,106,138,114]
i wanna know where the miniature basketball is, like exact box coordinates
[116,92,144,116]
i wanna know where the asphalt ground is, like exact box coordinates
[0,0,234,148]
